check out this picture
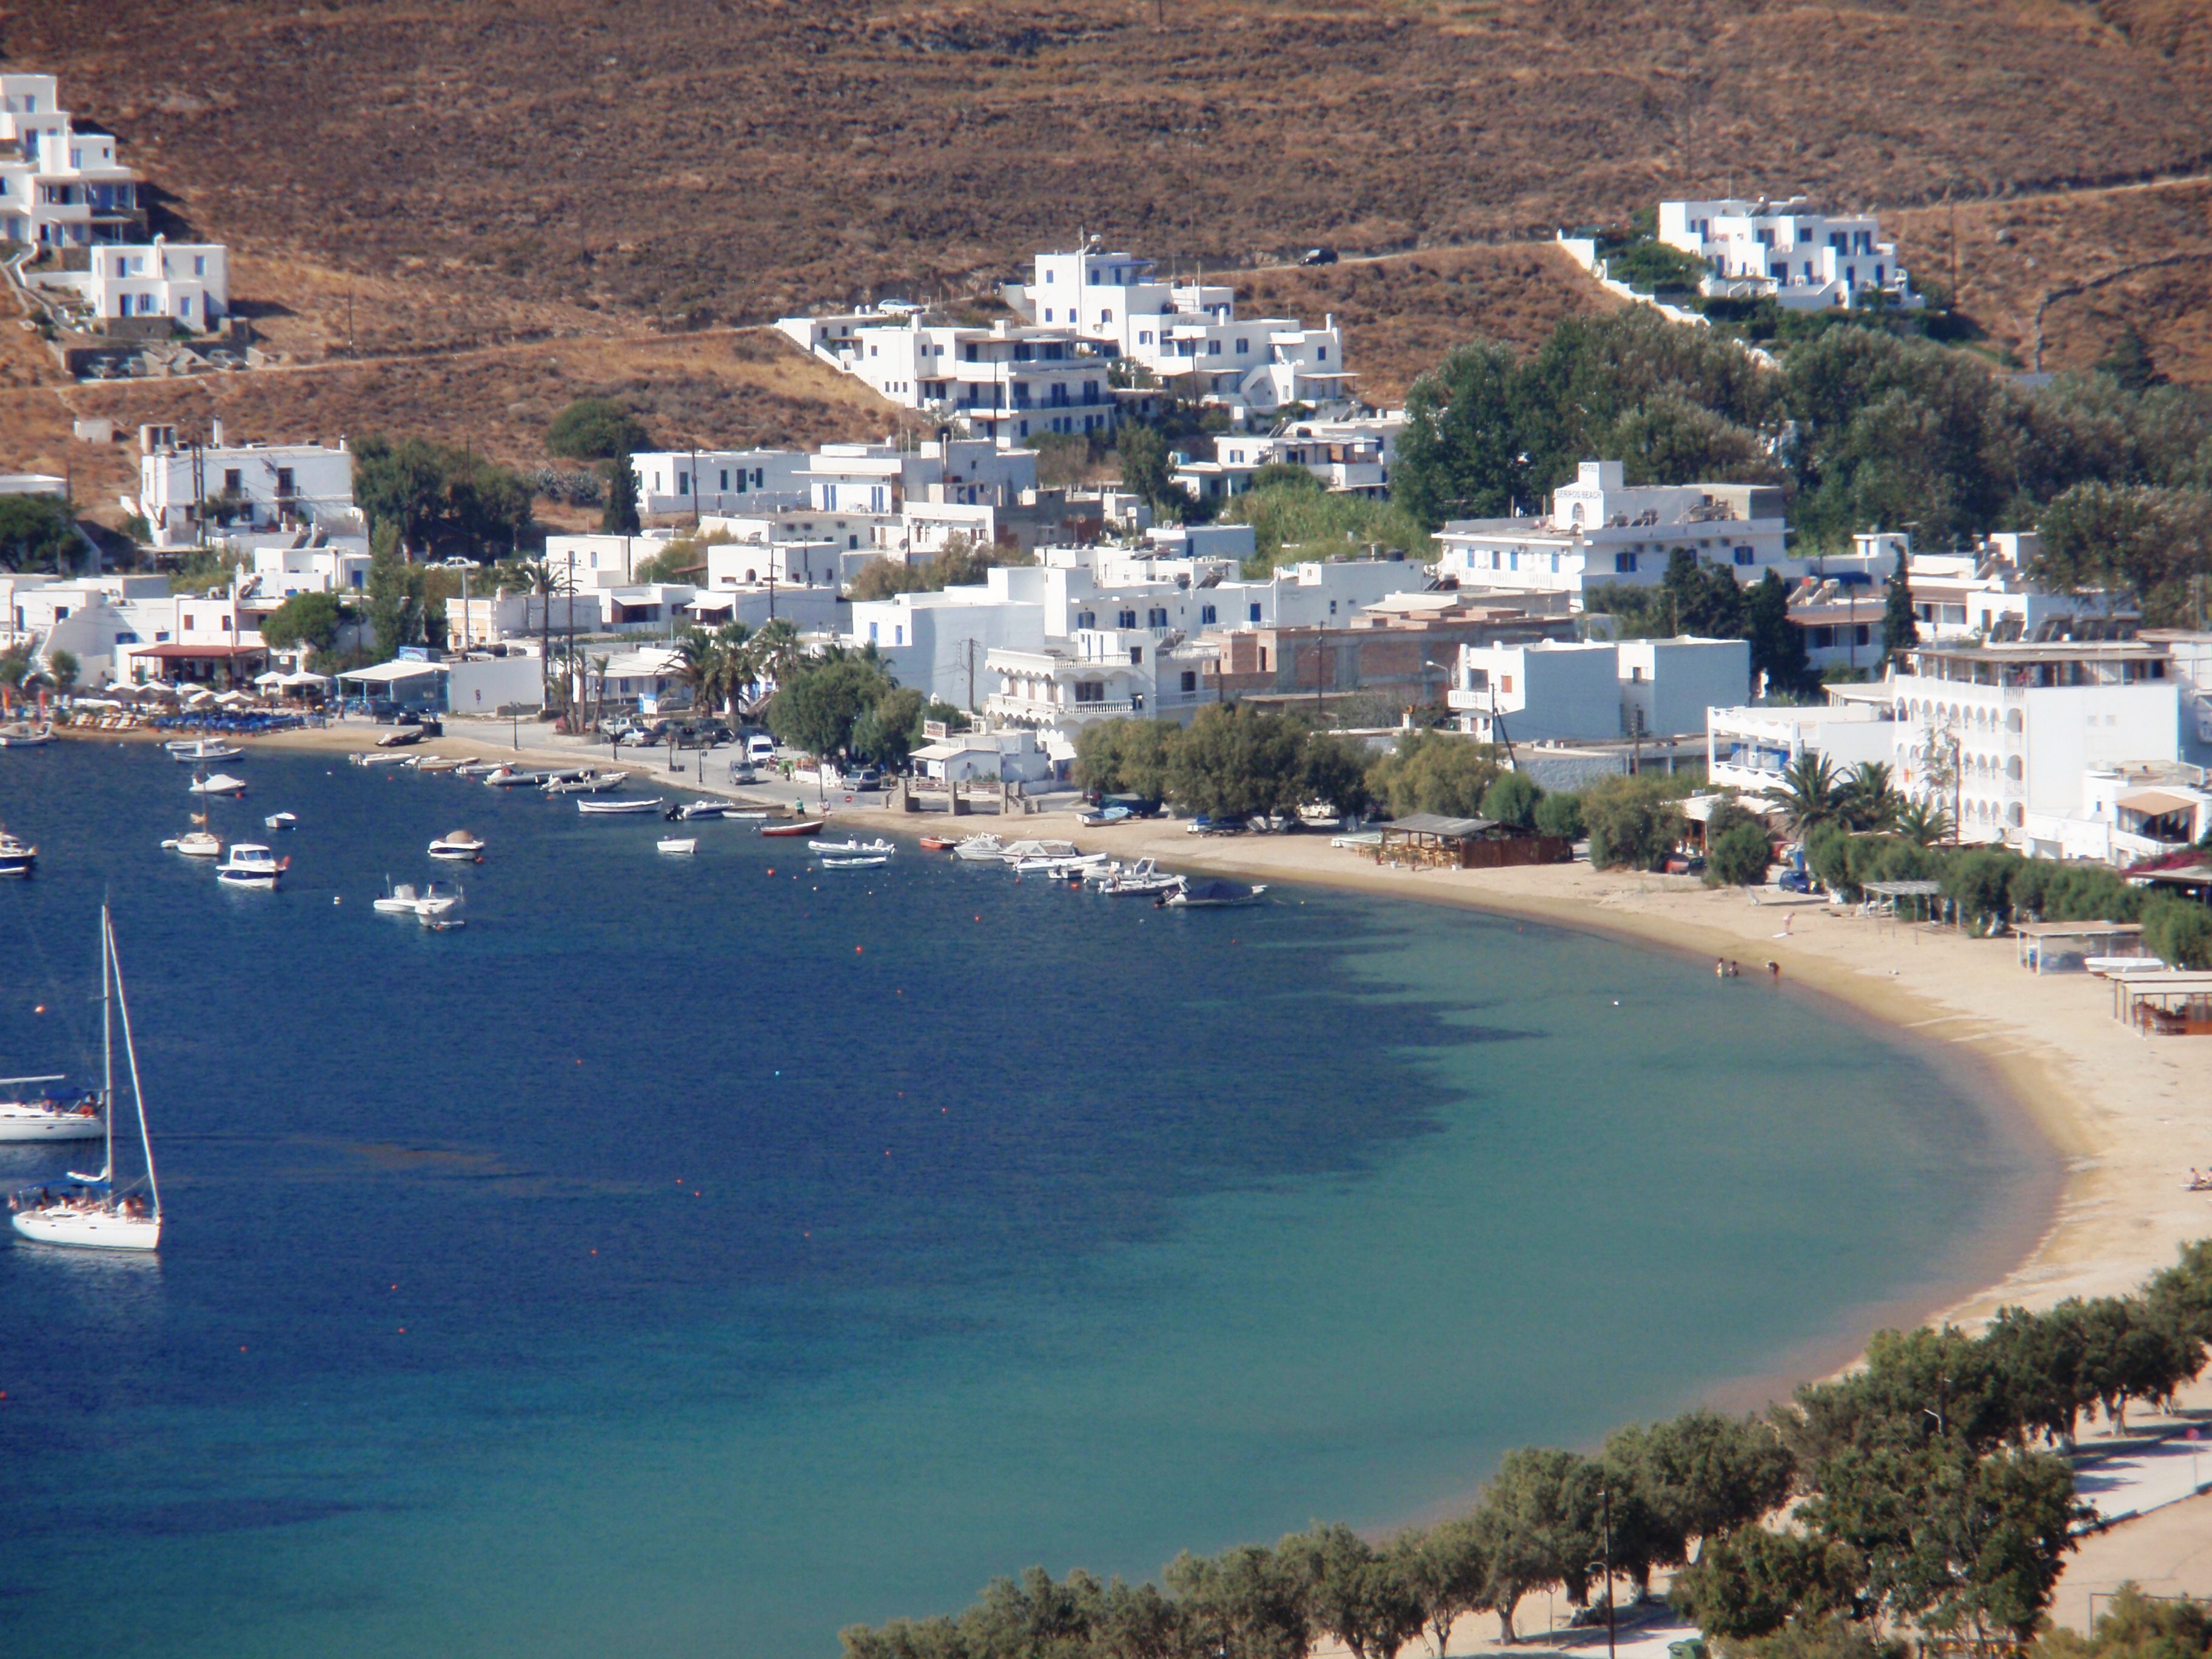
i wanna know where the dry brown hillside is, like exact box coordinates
[4,0,2212,491]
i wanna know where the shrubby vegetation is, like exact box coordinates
[354,433,535,558]
[756,634,959,768]
[843,1244,2212,1659]
[848,537,1035,602]
[1218,467,1435,574]
[0,494,81,574]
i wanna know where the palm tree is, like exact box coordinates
[493,555,572,709]
[1840,760,1900,833]
[749,618,802,704]
[1775,751,1842,837]
[1895,797,1954,848]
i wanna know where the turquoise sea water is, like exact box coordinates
[0,744,2049,1657]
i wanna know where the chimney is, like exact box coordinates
[210,416,225,449]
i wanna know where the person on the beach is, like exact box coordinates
[1768,960,1781,982]
[1716,957,1726,978]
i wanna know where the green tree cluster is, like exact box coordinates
[763,641,930,766]
[255,591,349,659]
[354,434,535,558]
[545,398,652,461]
[1218,469,1435,573]
[0,495,80,574]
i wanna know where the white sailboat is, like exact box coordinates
[10,907,163,1250]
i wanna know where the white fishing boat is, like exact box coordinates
[451,761,504,777]
[374,879,463,916]
[9,907,163,1251]
[1013,851,1107,876]
[577,797,663,816]
[350,750,412,768]
[215,843,287,888]
[545,770,625,796]
[1099,870,1181,897]
[0,827,36,878]
[819,854,890,868]
[414,755,475,774]
[997,839,1079,866]
[169,738,243,763]
[0,1075,103,1142]
[189,771,247,796]
[483,766,545,788]
[1164,878,1268,908]
[161,811,223,858]
[263,811,298,831]
[807,838,897,856]
[656,837,698,856]
[0,721,55,747]
[427,829,485,860]
[675,800,732,820]
[951,834,1007,862]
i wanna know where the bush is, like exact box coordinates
[1480,771,1543,831]
[1533,791,1585,841]
[1706,821,1775,887]
[546,398,651,461]
[1583,774,1687,871]
[2144,897,2212,970]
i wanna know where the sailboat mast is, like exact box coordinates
[101,902,114,1181]
[106,910,160,1219]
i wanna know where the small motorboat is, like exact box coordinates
[1077,804,1132,826]
[350,751,412,768]
[808,838,896,856]
[674,801,731,820]
[1013,851,1106,877]
[953,834,1007,862]
[722,810,771,821]
[656,837,698,856]
[163,828,223,858]
[577,797,664,816]
[170,738,243,763]
[483,766,545,788]
[375,879,462,916]
[760,819,826,837]
[414,755,475,774]
[1164,879,1267,908]
[215,843,287,888]
[264,811,298,831]
[428,830,486,860]
[1100,871,1181,897]
[0,1077,104,1142]
[374,881,424,914]
[546,771,626,796]
[375,725,424,749]
[918,835,957,851]
[0,722,56,747]
[0,828,36,878]
[189,771,247,796]
[451,761,504,777]
[819,854,890,868]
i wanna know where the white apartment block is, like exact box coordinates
[0,74,146,248]
[985,627,1222,730]
[2023,765,2211,866]
[1175,412,1404,503]
[135,424,357,551]
[1892,638,2180,843]
[1449,636,1749,742]
[1658,198,1921,312]
[544,531,683,591]
[1435,461,1798,605]
[249,540,370,597]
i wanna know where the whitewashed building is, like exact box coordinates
[0,73,147,248]
[628,449,809,517]
[1450,636,1749,742]
[1657,198,1922,312]
[79,236,226,331]
[1435,461,1801,606]
[2022,765,2212,866]
[1706,699,1900,798]
[135,424,357,551]
[985,627,1221,730]
[1173,411,1403,504]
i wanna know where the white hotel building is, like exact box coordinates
[0,73,146,247]
[1657,198,1920,312]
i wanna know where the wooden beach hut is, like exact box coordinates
[2111,970,2212,1036]
[1368,814,1574,871]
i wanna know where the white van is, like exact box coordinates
[746,735,777,765]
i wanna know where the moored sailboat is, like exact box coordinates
[9,907,163,1250]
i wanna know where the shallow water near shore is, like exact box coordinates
[0,743,2051,1658]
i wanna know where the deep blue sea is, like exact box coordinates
[0,741,2048,1658]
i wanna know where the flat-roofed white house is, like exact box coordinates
[1174,412,1404,503]
[628,449,809,518]
[1657,198,1921,312]
[1435,461,1795,606]
[0,73,149,248]
[81,236,226,333]
[136,424,357,551]
[2022,765,2212,866]
[1450,635,1749,743]
[985,627,1219,730]
[1706,699,1899,799]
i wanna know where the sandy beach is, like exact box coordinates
[138,713,2212,1612]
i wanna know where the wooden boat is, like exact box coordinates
[655,837,699,856]
[760,819,825,837]
[918,835,957,851]
[577,797,664,816]
[808,838,896,856]
[819,854,890,868]
[0,721,54,747]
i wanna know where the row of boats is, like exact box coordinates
[919,834,1265,905]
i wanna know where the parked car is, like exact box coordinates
[1663,851,1706,876]
[1777,867,1816,895]
[848,767,885,792]
[728,760,758,785]
[1187,813,1244,836]
[692,721,734,747]
[619,723,667,747]
[1300,246,1339,266]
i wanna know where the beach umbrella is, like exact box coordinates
[253,670,287,687]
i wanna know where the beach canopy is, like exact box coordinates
[252,671,287,686]
[280,669,330,686]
